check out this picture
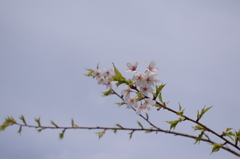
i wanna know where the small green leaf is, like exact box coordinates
[152,103,161,107]
[116,123,123,128]
[102,89,113,96]
[84,68,94,77]
[115,102,125,106]
[71,119,75,127]
[17,126,22,135]
[136,92,143,101]
[59,129,66,140]
[197,106,213,121]
[0,117,16,131]
[137,121,143,129]
[37,128,44,132]
[35,117,41,127]
[226,128,232,132]
[113,129,117,134]
[59,132,64,139]
[158,92,163,103]
[194,133,204,144]
[111,62,128,87]
[19,115,27,125]
[145,113,149,120]
[210,143,222,154]
[156,84,166,96]
[192,125,204,131]
[51,120,58,128]
[165,120,181,130]
[145,130,151,133]
[129,131,134,139]
[96,130,105,139]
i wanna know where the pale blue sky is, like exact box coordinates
[1,1,240,159]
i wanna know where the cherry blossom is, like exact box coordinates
[103,68,115,78]
[132,72,146,87]
[136,104,144,115]
[97,76,107,85]
[121,85,132,100]
[142,98,156,111]
[124,96,138,109]
[126,62,138,72]
[92,69,102,79]
[105,80,114,89]
[146,60,159,72]
[140,83,154,96]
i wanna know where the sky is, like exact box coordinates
[0,1,240,159]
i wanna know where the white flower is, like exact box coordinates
[132,72,146,87]
[152,73,160,83]
[103,68,115,78]
[121,85,132,100]
[140,83,154,96]
[92,69,102,79]
[145,72,155,86]
[136,104,144,115]
[146,61,159,72]
[105,80,114,89]
[98,76,107,85]
[124,96,138,109]
[142,98,156,111]
[126,62,138,72]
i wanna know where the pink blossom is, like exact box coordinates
[132,72,146,87]
[124,96,138,109]
[146,61,159,72]
[121,85,132,99]
[103,68,115,78]
[140,83,154,96]
[126,62,138,72]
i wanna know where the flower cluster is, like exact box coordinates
[92,68,116,89]
[88,61,161,115]
[122,61,160,114]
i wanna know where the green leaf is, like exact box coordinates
[0,117,16,131]
[59,129,66,140]
[145,113,149,120]
[96,131,105,139]
[111,62,128,87]
[137,121,143,129]
[84,68,94,77]
[51,120,58,128]
[19,115,27,125]
[136,92,143,101]
[71,119,75,127]
[59,132,64,139]
[155,84,166,96]
[113,129,117,134]
[152,103,161,107]
[165,120,181,130]
[35,117,41,127]
[226,128,232,132]
[17,126,22,135]
[222,129,235,141]
[210,143,222,154]
[158,92,163,103]
[197,106,213,121]
[194,133,204,144]
[37,128,44,132]
[177,103,185,117]
[192,125,204,131]
[129,131,134,139]
[102,89,113,96]
[115,102,125,107]
[116,123,123,129]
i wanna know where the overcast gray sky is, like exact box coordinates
[1,1,240,159]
